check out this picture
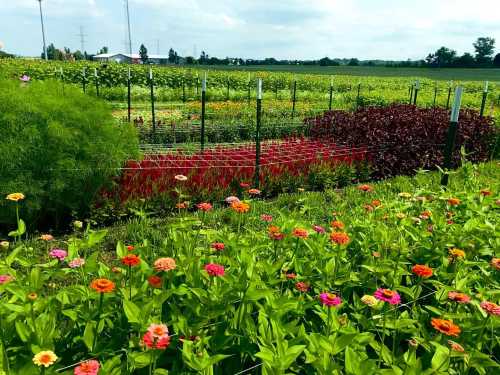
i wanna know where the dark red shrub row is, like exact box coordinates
[305,104,497,178]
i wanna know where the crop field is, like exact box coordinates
[0,58,499,375]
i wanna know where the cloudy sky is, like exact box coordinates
[1,0,499,60]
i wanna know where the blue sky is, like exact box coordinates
[1,0,499,60]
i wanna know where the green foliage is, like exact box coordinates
[0,79,139,230]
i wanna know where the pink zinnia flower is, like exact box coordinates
[480,301,500,316]
[204,263,225,277]
[319,292,342,307]
[68,258,85,268]
[142,331,170,350]
[312,225,326,234]
[49,249,67,261]
[260,214,273,222]
[211,242,225,251]
[197,202,213,211]
[147,323,169,338]
[225,196,240,204]
[154,257,176,272]
[74,359,100,375]
[374,288,401,305]
[0,275,14,285]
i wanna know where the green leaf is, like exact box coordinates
[15,321,30,342]
[5,246,23,266]
[83,321,96,351]
[116,241,127,258]
[431,345,449,372]
[345,347,363,375]
[123,299,141,324]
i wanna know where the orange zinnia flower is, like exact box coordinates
[448,291,470,304]
[330,232,350,245]
[431,318,461,337]
[292,228,308,239]
[371,199,382,207]
[358,184,373,192]
[331,220,345,230]
[121,254,141,267]
[231,201,250,213]
[491,258,500,271]
[412,264,433,278]
[90,278,115,293]
[448,248,465,259]
[447,198,461,206]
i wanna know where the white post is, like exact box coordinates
[450,86,463,123]
[257,78,262,99]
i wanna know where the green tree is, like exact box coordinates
[473,37,495,65]
[99,46,109,54]
[139,44,148,64]
[347,58,359,66]
[494,53,500,67]
[168,48,176,63]
[73,50,84,60]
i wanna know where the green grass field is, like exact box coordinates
[212,65,500,82]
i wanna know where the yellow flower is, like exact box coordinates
[33,351,57,367]
[361,295,378,307]
[449,248,465,259]
[0,241,9,250]
[6,193,25,202]
[398,192,412,199]
[39,234,54,241]
[396,213,406,219]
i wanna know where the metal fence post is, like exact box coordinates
[480,81,488,118]
[201,73,207,151]
[433,85,438,107]
[441,86,463,186]
[226,78,230,101]
[329,77,334,110]
[413,80,420,106]
[291,80,297,121]
[127,67,131,122]
[254,79,262,188]
[94,68,100,97]
[446,84,452,110]
[82,67,86,93]
[149,67,156,136]
[409,84,414,104]
[356,82,361,108]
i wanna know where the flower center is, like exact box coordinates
[382,289,395,298]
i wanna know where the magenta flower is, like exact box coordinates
[49,248,67,261]
[20,75,30,82]
[204,263,225,277]
[374,288,401,305]
[68,258,85,268]
[319,292,342,307]
[210,242,225,251]
[312,225,326,234]
[0,275,14,285]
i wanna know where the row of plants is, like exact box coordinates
[306,104,498,178]
[0,160,498,373]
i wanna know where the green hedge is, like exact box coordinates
[0,79,139,230]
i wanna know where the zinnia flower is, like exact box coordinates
[126,245,135,251]
[448,340,465,353]
[27,292,38,301]
[248,188,261,195]
[268,225,285,241]
[6,193,25,202]
[491,258,500,271]
[295,282,310,292]
[197,202,213,211]
[211,242,225,251]
[90,278,115,293]
[20,75,31,82]
[176,202,188,209]
[33,351,58,367]
[312,225,326,234]
[480,301,500,316]
[447,198,461,206]
[330,232,350,245]
[0,275,14,285]
[147,323,169,338]
[73,220,84,229]
[448,291,470,304]
[240,182,250,188]
[419,210,432,220]
[285,272,297,279]
[331,220,345,230]
[121,254,141,267]
[204,263,225,277]
[399,192,412,198]
[148,275,162,288]
[358,184,373,192]
[319,292,342,307]
[396,213,406,219]
[154,257,176,272]
[231,201,250,213]
[431,318,461,337]
[374,288,401,305]
[174,174,188,181]
[142,324,170,349]
[225,196,240,204]
[371,199,382,207]
[39,234,54,241]
[0,241,9,250]
[49,249,67,261]
[68,258,85,268]
[480,189,491,197]
[292,228,308,239]
[449,248,465,259]
[74,359,100,375]
[412,264,433,278]
[361,295,378,307]
[260,214,273,222]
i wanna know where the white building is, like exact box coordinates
[93,53,172,64]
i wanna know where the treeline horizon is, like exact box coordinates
[1,36,499,69]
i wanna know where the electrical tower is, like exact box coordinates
[77,26,87,52]
[124,0,133,54]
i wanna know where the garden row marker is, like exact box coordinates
[480,81,489,118]
[356,82,361,109]
[149,67,156,135]
[94,68,99,97]
[226,77,230,101]
[441,86,463,186]
[409,84,414,104]
[328,77,334,110]
[254,78,263,188]
[200,72,207,151]
[413,79,420,105]
[127,67,131,122]
[291,80,297,121]
[433,84,438,107]
[446,82,452,110]
[82,67,86,93]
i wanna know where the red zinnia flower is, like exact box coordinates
[148,275,162,288]
[211,242,225,251]
[358,184,373,192]
[74,360,100,375]
[448,291,470,304]
[292,228,309,239]
[295,282,310,292]
[126,245,135,252]
[197,202,213,211]
[331,220,345,230]
[121,254,141,267]
[204,263,225,277]
[431,318,461,337]
[412,264,433,278]
[330,232,350,245]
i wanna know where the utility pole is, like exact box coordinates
[124,0,133,54]
[37,0,48,60]
[77,25,87,52]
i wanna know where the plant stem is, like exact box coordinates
[378,304,387,369]
[92,293,104,353]
[128,265,132,300]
